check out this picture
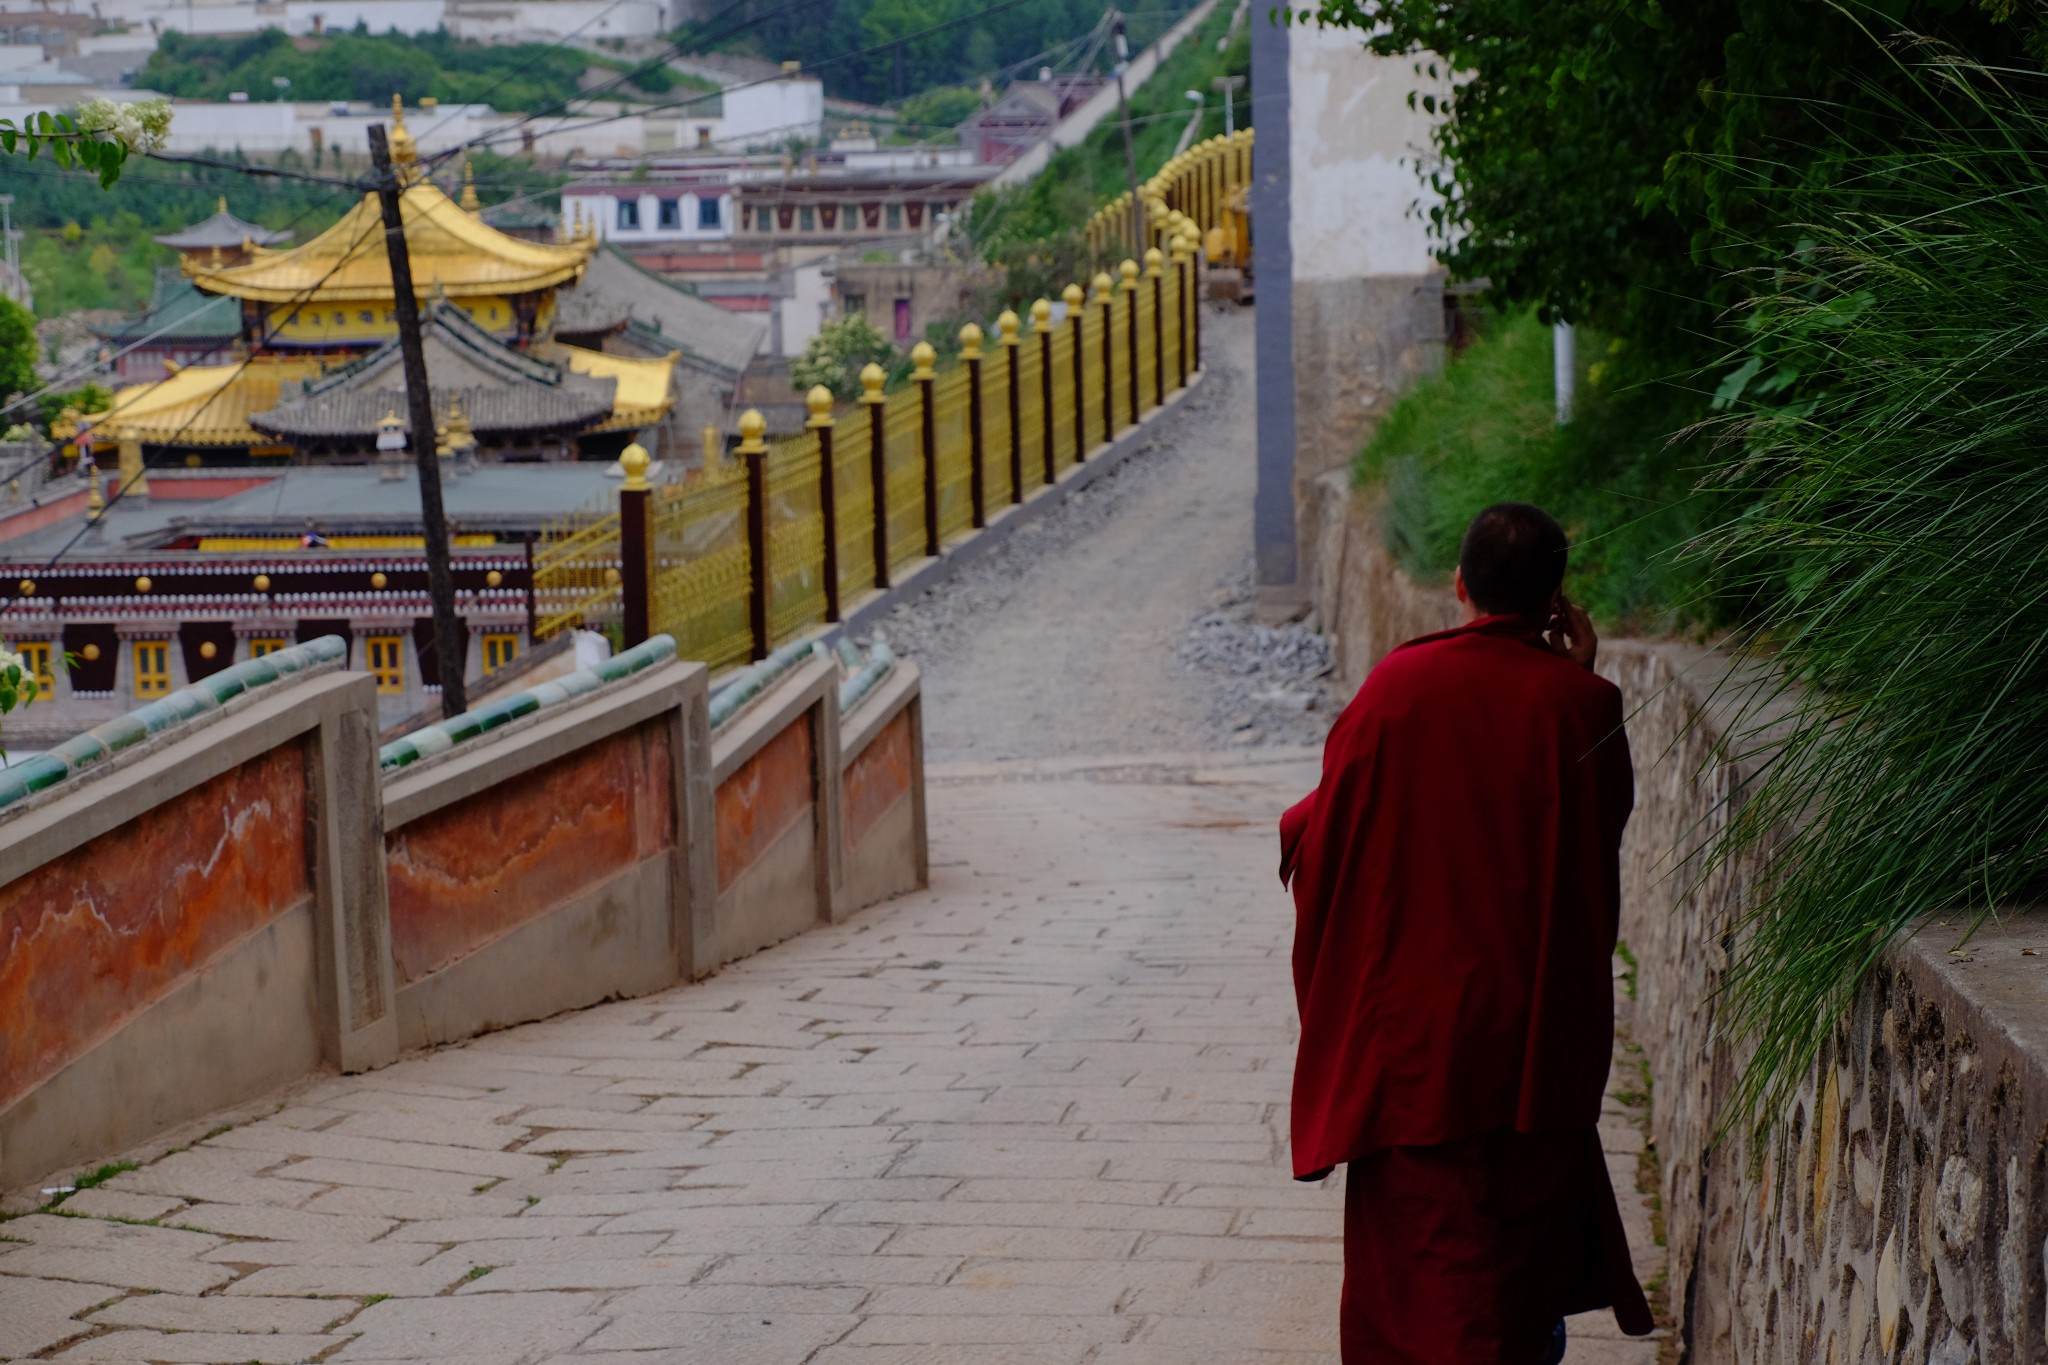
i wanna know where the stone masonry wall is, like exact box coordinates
[1310,475,2048,1363]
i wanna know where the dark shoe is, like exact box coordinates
[1540,1317,1567,1365]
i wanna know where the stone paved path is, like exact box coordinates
[1,752,1663,1363]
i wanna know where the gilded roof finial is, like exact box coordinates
[210,244,223,269]
[460,160,480,214]
[217,194,228,214]
[388,93,418,180]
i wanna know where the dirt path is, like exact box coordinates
[873,306,1333,763]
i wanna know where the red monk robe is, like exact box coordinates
[1281,615,1653,1363]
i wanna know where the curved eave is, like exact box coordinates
[184,185,595,305]
[556,345,677,432]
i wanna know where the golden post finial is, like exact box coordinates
[1119,259,1140,292]
[1030,298,1053,334]
[860,363,887,403]
[805,385,835,428]
[1145,247,1164,278]
[460,160,480,214]
[620,441,651,490]
[737,409,767,454]
[1089,271,1112,304]
[86,470,104,521]
[1061,282,1084,311]
[996,309,1020,346]
[909,341,936,380]
[957,322,983,361]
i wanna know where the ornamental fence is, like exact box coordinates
[532,130,1251,670]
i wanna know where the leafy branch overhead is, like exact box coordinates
[0,99,173,188]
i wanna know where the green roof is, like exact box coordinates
[101,270,242,345]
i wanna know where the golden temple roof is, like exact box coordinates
[98,358,330,447]
[184,139,593,306]
[549,344,679,432]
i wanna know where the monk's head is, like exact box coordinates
[1454,503,1567,622]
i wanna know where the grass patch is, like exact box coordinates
[1356,311,1719,635]
[1615,942,1640,1002]
[464,1265,495,1282]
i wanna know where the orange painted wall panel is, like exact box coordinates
[715,717,815,894]
[842,709,913,849]
[0,742,310,1113]
[386,722,674,986]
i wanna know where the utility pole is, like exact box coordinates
[1112,13,1141,251]
[1212,74,1244,136]
[369,116,467,718]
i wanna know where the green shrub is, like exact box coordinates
[1355,310,1717,635]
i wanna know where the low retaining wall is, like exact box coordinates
[1309,475,2048,1363]
[0,638,927,1195]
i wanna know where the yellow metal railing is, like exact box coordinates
[531,136,1245,667]
[1087,128,1255,269]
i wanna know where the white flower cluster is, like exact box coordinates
[74,96,173,154]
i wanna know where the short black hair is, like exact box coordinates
[1458,503,1568,618]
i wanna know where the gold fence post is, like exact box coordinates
[1121,258,1140,420]
[1033,298,1055,488]
[1147,247,1165,408]
[619,440,651,648]
[1063,282,1086,463]
[1092,270,1115,448]
[999,309,1023,506]
[962,323,986,530]
[807,384,840,624]
[913,340,939,558]
[1171,230,1190,390]
[862,362,890,590]
[738,410,769,662]
[1184,222,1203,374]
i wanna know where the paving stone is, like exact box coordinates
[50,1329,344,1362]
[0,1274,118,1357]
[331,1290,607,1361]
[0,1245,234,1294]
[89,1291,356,1333]
[573,1312,857,1356]
[450,1252,718,1292]
[171,1201,397,1243]
[55,1189,188,1223]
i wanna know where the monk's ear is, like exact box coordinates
[1453,567,1469,605]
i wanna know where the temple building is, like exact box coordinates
[152,197,295,270]
[0,461,634,742]
[95,270,243,386]
[94,100,688,470]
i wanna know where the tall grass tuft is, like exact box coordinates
[1703,45,2048,1128]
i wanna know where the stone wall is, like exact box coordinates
[1310,475,2048,1363]
[1,647,928,1195]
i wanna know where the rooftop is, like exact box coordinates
[97,270,241,346]
[153,198,295,253]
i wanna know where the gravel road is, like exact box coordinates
[866,304,1337,763]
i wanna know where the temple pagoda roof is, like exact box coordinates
[97,356,331,447]
[152,197,295,252]
[185,135,595,305]
[251,302,619,442]
[97,269,241,346]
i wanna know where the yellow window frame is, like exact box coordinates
[249,637,286,658]
[15,641,53,695]
[134,640,172,698]
[365,635,405,694]
[482,632,519,674]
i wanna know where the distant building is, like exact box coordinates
[151,196,294,269]
[955,73,1103,165]
[95,269,243,385]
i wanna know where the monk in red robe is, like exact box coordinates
[1281,503,1653,1364]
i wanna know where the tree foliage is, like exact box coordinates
[689,0,1196,105]
[1307,0,2032,361]
[791,313,897,399]
[0,298,37,416]
[139,28,688,109]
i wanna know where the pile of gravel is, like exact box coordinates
[1175,574,1338,747]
